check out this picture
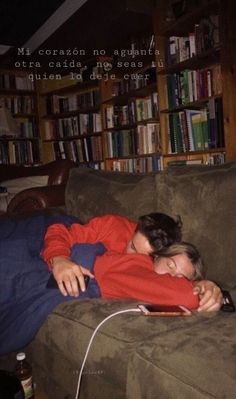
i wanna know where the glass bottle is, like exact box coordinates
[15,352,34,399]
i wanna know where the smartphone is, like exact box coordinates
[138,304,192,316]
[221,290,235,312]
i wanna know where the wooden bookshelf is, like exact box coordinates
[99,35,163,173]
[38,42,163,173]
[38,71,104,168]
[4,1,236,171]
[153,0,236,168]
[0,70,41,165]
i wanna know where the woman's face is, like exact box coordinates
[154,254,195,280]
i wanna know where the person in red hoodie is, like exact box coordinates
[41,213,222,311]
[91,241,204,309]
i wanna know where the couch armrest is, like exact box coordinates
[7,184,66,215]
[0,159,76,185]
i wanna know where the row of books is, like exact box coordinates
[77,90,101,109]
[167,152,226,167]
[168,98,224,154]
[106,154,163,173]
[136,93,159,121]
[19,120,38,138]
[0,73,34,91]
[111,67,156,96]
[105,123,161,158]
[167,65,222,108]
[46,89,101,114]
[53,136,103,163]
[207,152,225,165]
[44,113,102,139]
[136,123,161,154]
[0,96,35,115]
[0,140,40,165]
[105,92,159,128]
[78,162,104,170]
[165,15,220,65]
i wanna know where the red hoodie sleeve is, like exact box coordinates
[41,214,136,267]
[94,252,199,310]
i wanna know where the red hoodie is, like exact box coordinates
[42,214,136,264]
[94,252,199,309]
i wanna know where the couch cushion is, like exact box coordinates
[155,162,236,287]
[65,168,157,223]
[25,299,208,399]
[27,299,148,399]
[127,312,236,399]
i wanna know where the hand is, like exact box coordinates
[51,256,94,297]
[193,280,223,312]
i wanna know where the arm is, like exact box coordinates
[42,214,136,266]
[193,280,223,311]
[51,242,106,297]
[42,219,105,295]
[50,256,94,297]
[94,253,199,310]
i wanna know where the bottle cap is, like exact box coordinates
[16,352,26,361]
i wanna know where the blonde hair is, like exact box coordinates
[154,241,205,281]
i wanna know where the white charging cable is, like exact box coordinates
[74,308,142,399]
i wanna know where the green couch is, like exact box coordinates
[1,162,236,399]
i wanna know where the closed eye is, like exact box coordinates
[130,241,137,253]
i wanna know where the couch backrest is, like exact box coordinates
[65,167,157,222]
[65,163,236,288]
[155,162,236,288]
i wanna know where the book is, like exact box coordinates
[168,159,203,167]
[184,109,200,151]
[191,113,204,150]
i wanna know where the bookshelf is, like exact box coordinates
[4,0,235,171]
[153,0,236,168]
[102,75,162,172]
[99,34,163,173]
[38,70,104,168]
[0,70,41,165]
[38,39,164,173]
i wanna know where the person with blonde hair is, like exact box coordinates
[154,241,205,281]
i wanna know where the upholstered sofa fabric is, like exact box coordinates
[127,311,236,399]
[155,162,236,287]
[65,168,157,222]
[17,298,236,399]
